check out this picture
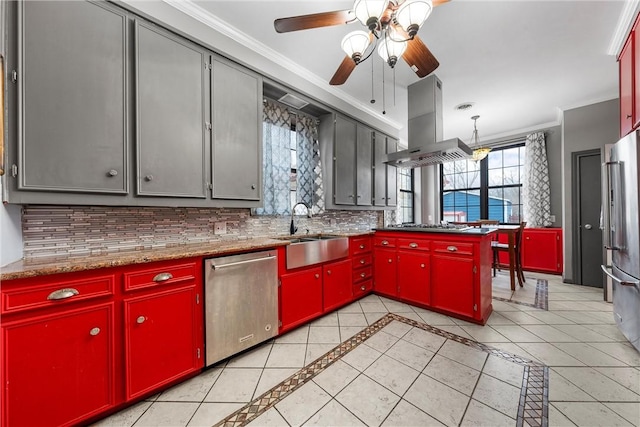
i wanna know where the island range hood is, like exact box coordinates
[385,75,472,168]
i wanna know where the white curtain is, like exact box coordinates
[523,131,552,227]
[296,115,325,215]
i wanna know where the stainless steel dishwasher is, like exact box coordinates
[204,249,278,366]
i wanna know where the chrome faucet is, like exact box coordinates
[290,202,312,235]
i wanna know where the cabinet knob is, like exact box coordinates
[47,288,79,301]
[89,327,101,336]
[360,244,365,249]
[360,259,365,264]
[327,270,332,275]
[381,240,389,246]
[526,237,530,240]
[360,272,366,278]
[388,258,392,263]
[153,272,173,282]
[421,264,425,268]
[349,195,354,198]
[315,274,320,279]
[357,195,362,199]
[409,242,418,248]
[251,184,256,190]
[447,246,458,252]
[136,316,146,324]
[627,114,632,119]
[144,175,154,182]
[107,169,118,177]
[361,285,366,291]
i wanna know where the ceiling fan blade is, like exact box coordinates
[329,56,356,86]
[274,10,352,33]
[402,35,439,78]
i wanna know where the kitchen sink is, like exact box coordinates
[276,235,349,269]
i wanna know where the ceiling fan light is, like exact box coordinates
[353,0,389,30]
[377,36,407,67]
[396,0,433,37]
[341,30,372,63]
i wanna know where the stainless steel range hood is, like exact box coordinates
[385,75,472,168]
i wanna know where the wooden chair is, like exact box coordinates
[478,219,499,226]
[492,221,527,286]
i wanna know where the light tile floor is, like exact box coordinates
[94,271,640,427]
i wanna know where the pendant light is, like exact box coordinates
[469,115,491,161]
[341,30,372,63]
[395,0,433,38]
[353,0,389,31]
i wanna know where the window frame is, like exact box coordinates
[398,167,415,224]
[439,142,525,224]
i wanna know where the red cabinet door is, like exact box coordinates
[124,285,199,400]
[279,267,323,332]
[2,304,115,427]
[397,251,430,305]
[620,35,634,137]
[373,248,397,298]
[323,258,353,312]
[521,229,561,273]
[431,254,475,318]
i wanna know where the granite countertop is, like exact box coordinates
[0,230,374,281]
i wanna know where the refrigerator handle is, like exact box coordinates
[602,161,620,251]
[601,265,639,287]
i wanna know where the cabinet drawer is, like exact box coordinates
[397,239,430,251]
[432,241,474,256]
[124,261,197,292]
[353,266,373,283]
[2,275,115,315]
[353,279,373,298]
[353,254,373,269]
[374,237,396,248]
[351,237,372,255]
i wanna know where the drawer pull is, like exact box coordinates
[360,272,366,278]
[409,243,418,248]
[360,259,366,264]
[47,288,79,301]
[153,272,173,282]
[136,316,146,324]
[89,327,101,336]
[447,246,458,252]
[361,285,366,291]
[388,259,393,263]
[327,270,332,275]
[381,240,389,246]
[360,244,365,249]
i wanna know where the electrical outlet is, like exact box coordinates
[550,214,556,222]
[214,222,226,234]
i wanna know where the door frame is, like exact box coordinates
[571,148,602,286]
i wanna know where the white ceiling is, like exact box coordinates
[182,0,631,142]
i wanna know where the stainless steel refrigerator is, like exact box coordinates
[602,130,640,352]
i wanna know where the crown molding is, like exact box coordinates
[162,0,403,130]
[607,0,640,56]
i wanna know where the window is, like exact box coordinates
[441,143,525,223]
[398,168,414,224]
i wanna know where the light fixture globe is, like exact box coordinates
[353,0,390,31]
[341,30,372,63]
[377,36,407,67]
[396,0,433,38]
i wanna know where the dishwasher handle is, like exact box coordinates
[210,255,275,270]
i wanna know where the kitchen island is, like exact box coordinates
[373,226,495,325]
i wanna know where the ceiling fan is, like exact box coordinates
[274,0,449,86]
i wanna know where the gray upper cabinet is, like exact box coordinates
[386,136,398,207]
[373,132,387,207]
[211,59,261,201]
[355,124,373,207]
[19,1,128,194]
[333,115,358,205]
[135,21,208,198]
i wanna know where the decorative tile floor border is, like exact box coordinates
[493,279,549,311]
[215,313,549,427]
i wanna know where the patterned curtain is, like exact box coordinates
[296,115,324,214]
[255,100,291,215]
[523,132,552,227]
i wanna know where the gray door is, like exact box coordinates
[574,150,603,287]
[20,1,128,193]
[373,132,386,207]
[386,136,398,207]
[356,124,373,206]
[135,22,208,198]
[333,115,357,205]
[211,59,261,200]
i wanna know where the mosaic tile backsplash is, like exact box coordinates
[21,206,383,259]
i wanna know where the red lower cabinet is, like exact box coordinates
[431,254,475,318]
[2,303,116,427]
[323,259,353,312]
[373,248,398,298]
[124,285,200,400]
[280,267,323,332]
[521,228,563,273]
[397,251,430,305]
